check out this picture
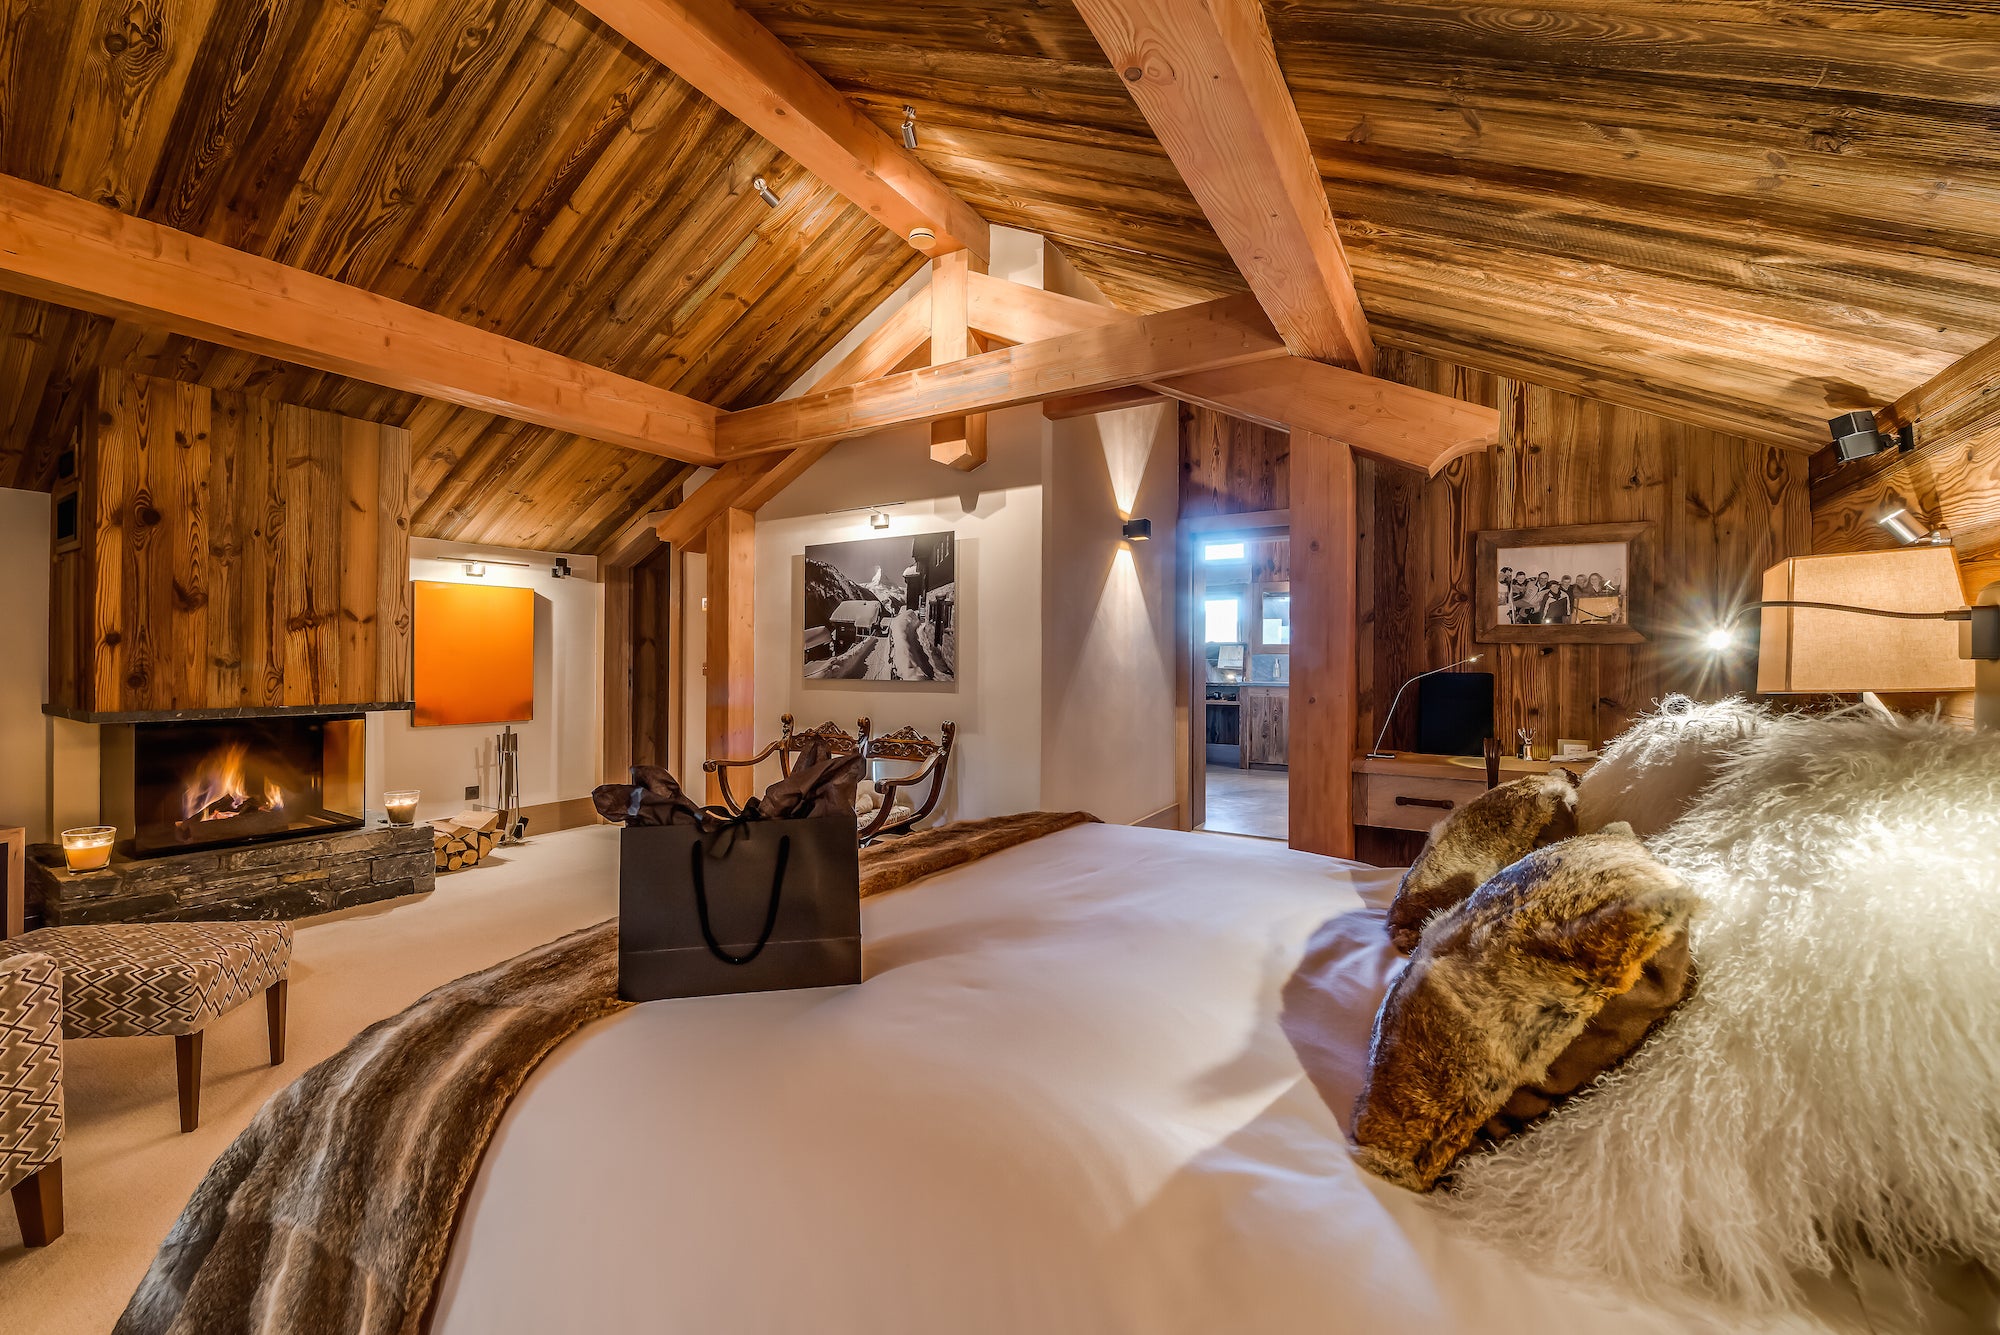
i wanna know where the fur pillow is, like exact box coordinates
[1575,694,1768,838]
[1446,709,2000,1311]
[1385,772,1578,953]
[1352,826,1696,1193]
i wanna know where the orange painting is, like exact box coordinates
[412,581,536,727]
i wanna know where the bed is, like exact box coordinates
[431,823,1844,1334]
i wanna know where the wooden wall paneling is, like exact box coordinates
[625,543,679,775]
[204,388,246,707]
[337,417,380,707]
[374,424,414,702]
[703,507,755,803]
[1288,430,1357,859]
[280,403,337,706]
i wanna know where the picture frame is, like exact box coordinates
[1475,522,1651,645]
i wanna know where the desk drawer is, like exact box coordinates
[1353,771,1486,832]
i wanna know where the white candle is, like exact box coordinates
[383,791,421,826]
[61,826,116,872]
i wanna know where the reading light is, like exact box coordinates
[1877,506,1951,547]
[1828,410,1914,463]
[901,106,919,150]
[1702,627,1737,653]
[1368,656,1484,758]
[752,176,780,208]
[465,561,486,577]
[870,512,890,531]
[1122,518,1152,542]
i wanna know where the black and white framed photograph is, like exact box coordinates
[1475,522,1650,644]
[802,531,956,681]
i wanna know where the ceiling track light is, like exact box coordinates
[901,105,919,151]
[752,176,780,208]
[1877,506,1952,547]
[1828,409,1915,463]
[870,511,890,530]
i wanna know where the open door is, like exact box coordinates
[1184,519,1290,840]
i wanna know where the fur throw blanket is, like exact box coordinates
[1446,704,2000,1310]
[117,812,1097,1335]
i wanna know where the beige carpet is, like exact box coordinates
[0,824,621,1335]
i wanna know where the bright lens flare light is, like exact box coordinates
[1703,627,1736,653]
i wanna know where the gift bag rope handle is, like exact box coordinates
[689,832,791,966]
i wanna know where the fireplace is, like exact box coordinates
[102,716,367,858]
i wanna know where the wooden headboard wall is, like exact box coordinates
[1181,349,1814,759]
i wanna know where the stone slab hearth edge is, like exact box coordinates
[25,818,435,927]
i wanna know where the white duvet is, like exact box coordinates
[433,824,1844,1334]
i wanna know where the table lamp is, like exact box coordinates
[1705,547,2000,729]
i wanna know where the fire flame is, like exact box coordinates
[182,742,286,823]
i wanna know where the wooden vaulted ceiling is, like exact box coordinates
[0,0,922,552]
[2,1,1996,551]
[742,0,2000,447]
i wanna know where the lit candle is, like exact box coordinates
[383,790,421,826]
[61,826,117,872]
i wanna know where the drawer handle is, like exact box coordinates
[1395,796,1455,811]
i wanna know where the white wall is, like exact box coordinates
[0,488,50,839]
[367,539,602,822]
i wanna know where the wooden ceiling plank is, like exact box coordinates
[1070,0,1373,368]
[718,293,1285,456]
[569,0,990,261]
[0,172,722,466]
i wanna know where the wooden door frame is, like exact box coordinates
[1179,509,1289,829]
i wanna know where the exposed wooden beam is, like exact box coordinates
[1289,431,1359,859]
[1072,0,1373,369]
[571,0,988,262]
[1042,386,1173,420]
[1147,360,1495,475]
[930,250,988,470]
[718,294,1285,456]
[968,271,1125,345]
[703,506,757,803]
[0,174,722,466]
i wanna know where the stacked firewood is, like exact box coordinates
[432,809,501,872]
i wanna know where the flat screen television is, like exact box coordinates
[1416,671,1495,757]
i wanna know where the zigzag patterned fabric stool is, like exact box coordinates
[1,951,65,1245]
[3,922,291,1134]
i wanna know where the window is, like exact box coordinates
[1203,541,1245,562]
[1260,591,1291,646]
[1204,596,1240,644]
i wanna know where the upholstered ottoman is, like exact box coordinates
[1,951,64,1245]
[5,922,291,1133]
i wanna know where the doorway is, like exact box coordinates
[1188,522,1290,840]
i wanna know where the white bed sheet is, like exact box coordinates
[434,824,1838,1335]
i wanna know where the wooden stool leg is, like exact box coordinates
[11,1158,64,1246]
[266,978,289,1066]
[175,1031,203,1133]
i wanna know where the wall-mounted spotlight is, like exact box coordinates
[870,512,890,531]
[1828,409,1915,463]
[552,556,573,579]
[464,561,487,578]
[1122,518,1153,542]
[901,105,919,151]
[752,176,781,208]
[1877,505,1952,547]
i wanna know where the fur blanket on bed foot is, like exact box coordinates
[117,811,1097,1335]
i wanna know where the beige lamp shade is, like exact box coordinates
[1758,548,1974,694]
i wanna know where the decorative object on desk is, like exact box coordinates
[1385,772,1581,955]
[412,581,534,727]
[382,791,420,826]
[802,531,955,682]
[1476,522,1651,644]
[1556,739,1592,759]
[1516,726,1538,761]
[1368,656,1484,758]
[60,827,115,873]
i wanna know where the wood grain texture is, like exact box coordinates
[703,506,756,803]
[1287,430,1357,858]
[0,0,925,549]
[1070,0,1372,368]
[49,369,412,713]
[741,0,1996,446]
[928,248,988,470]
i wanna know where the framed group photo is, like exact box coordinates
[1475,522,1651,645]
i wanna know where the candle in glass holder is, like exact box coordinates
[383,790,421,826]
[61,826,117,872]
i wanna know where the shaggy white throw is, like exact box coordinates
[1446,703,2000,1309]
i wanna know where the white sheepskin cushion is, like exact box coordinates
[1574,694,1769,838]
[1445,708,2000,1309]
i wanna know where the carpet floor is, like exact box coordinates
[0,824,620,1335]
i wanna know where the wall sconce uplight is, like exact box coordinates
[1122,518,1153,542]
[871,512,890,531]
[753,176,781,208]
[551,557,573,578]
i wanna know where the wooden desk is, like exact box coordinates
[2,826,23,940]
[1352,753,1591,832]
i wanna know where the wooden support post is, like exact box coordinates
[704,508,756,805]
[602,564,635,785]
[1288,430,1358,859]
[930,249,988,470]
